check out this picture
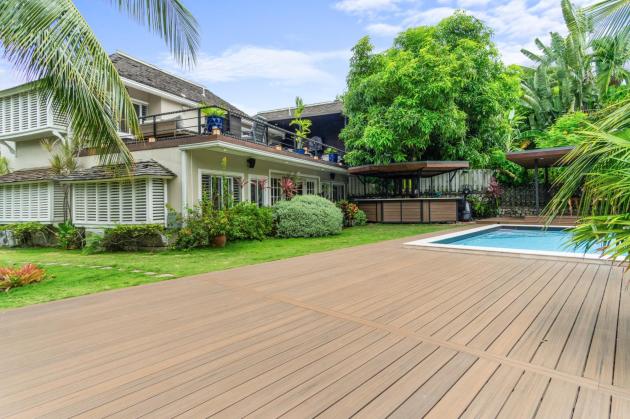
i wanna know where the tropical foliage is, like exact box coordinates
[290,97,313,149]
[0,264,47,292]
[0,0,199,167]
[340,12,521,167]
[273,195,343,238]
[0,156,9,175]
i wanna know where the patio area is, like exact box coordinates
[2,228,629,418]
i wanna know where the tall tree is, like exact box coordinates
[520,0,597,130]
[340,12,520,167]
[0,1,199,167]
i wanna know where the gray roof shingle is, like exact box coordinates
[58,160,176,181]
[110,52,246,115]
[0,168,57,184]
[257,100,343,121]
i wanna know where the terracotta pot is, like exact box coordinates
[212,234,227,248]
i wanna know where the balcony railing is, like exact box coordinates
[0,90,68,139]
[121,106,346,164]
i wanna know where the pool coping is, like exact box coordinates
[404,224,619,265]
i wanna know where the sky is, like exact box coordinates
[0,0,590,115]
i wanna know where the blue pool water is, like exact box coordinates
[435,226,597,255]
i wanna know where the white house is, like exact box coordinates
[0,52,349,228]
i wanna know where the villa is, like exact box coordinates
[0,52,349,228]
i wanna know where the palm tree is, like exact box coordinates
[0,1,199,167]
[545,97,630,262]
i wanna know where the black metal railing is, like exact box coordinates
[120,105,346,163]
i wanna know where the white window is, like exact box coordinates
[0,182,53,222]
[249,176,268,206]
[270,177,283,205]
[72,178,167,226]
[200,173,242,208]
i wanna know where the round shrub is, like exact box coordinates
[273,195,343,238]
[228,202,273,241]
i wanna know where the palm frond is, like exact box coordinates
[109,0,199,67]
[584,0,630,39]
[0,0,135,167]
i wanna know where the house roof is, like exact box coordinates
[58,160,176,181]
[506,146,575,169]
[257,100,343,121]
[348,161,469,177]
[0,168,57,184]
[110,52,246,115]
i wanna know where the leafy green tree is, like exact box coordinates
[290,97,312,149]
[340,12,520,167]
[535,111,590,148]
[0,1,199,167]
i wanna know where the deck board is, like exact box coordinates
[1,230,629,418]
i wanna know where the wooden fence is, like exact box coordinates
[349,169,494,197]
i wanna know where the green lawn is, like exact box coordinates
[0,223,454,309]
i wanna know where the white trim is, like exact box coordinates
[197,169,245,202]
[179,140,348,174]
[404,224,621,263]
[247,174,269,206]
[180,149,189,213]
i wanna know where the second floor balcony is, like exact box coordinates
[121,106,346,165]
[0,89,69,141]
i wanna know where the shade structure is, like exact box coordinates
[348,161,469,177]
[506,146,575,213]
[506,146,574,169]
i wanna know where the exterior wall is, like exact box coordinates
[11,139,54,170]
[185,148,348,210]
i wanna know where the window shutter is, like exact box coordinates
[74,184,86,223]
[151,179,166,222]
[232,178,241,203]
[135,179,147,222]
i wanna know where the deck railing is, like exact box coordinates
[121,105,346,163]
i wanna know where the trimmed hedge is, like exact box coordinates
[102,224,165,251]
[273,195,343,238]
[228,202,273,241]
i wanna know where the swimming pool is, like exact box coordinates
[405,224,607,261]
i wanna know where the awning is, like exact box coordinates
[506,146,575,169]
[348,161,469,177]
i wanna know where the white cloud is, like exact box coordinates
[366,22,403,36]
[403,7,457,26]
[456,0,490,8]
[163,46,350,86]
[334,0,401,14]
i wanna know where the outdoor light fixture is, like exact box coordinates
[330,173,336,180]
[247,158,256,168]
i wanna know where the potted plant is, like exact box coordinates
[323,147,338,163]
[200,104,227,134]
[208,210,230,248]
[290,97,312,154]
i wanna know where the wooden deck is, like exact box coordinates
[1,230,629,418]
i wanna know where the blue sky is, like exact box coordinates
[0,0,587,114]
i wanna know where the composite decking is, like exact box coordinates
[1,230,630,418]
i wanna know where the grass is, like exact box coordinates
[0,223,454,309]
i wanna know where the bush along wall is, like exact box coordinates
[102,224,167,251]
[273,195,343,238]
[0,223,58,247]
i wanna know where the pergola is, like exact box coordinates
[506,146,575,212]
[348,161,470,197]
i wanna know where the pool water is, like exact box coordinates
[435,226,597,255]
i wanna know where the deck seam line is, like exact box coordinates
[213,279,630,402]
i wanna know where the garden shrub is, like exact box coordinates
[102,224,165,251]
[56,221,84,250]
[354,209,368,226]
[0,222,57,247]
[0,264,47,292]
[82,233,105,255]
[173,199,232,249]
[228,202,273,241]
[273,195,343,238]
[336,200,361,227]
